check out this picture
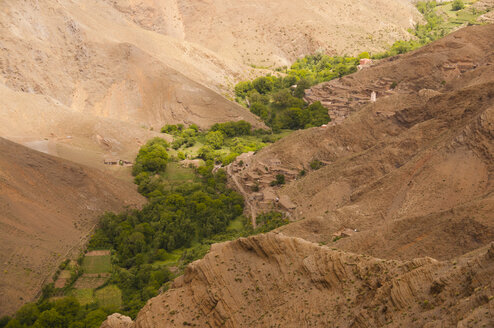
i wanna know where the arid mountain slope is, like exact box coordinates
[0,0,421,171]
[130,233,494,328]
[0,138,145,315]
[229,24,494,261]
[110,0,421,67]
[0,0,263,170]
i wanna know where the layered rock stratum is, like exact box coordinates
[133,233,493,327]
[230,24,494,261]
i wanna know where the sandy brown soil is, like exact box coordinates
[0,138,145,315]
[0,0,421,173]
[109,0,421,67]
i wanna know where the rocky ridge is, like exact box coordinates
[116,233,494,327]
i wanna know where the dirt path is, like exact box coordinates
[226,165,257,229]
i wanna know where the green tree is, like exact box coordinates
[84,309,107,328]
[252,76,274,94]
[280,108,310,130]
[33,309,65,328]
[133,138,169,175]
[69,322,85,328]
[272,89,293,107]
[308,101,330,126]
[4,320,21,328]
[293,79,311,98]
[0,316,11,328]
[255,212,288,233]
[234,81,253,99]
[357,52,370,59]
[247,90,270,105]
[54,297,79,320]
[210,121,252,137]
[15,303,40,326]
[205,131,225,149]
[250,103,269,121]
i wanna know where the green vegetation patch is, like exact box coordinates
[58,270,72,279]
[227,216,245,232]
[73,276,108,289]
[160,162,197,184]
[81,255,111,274]
[71,288,94,306]
[95,285,122,309]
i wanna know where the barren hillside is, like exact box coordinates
[229,24,494,261]
[0,138,145,315]
[0,0,263,171]
[110,0,421,67]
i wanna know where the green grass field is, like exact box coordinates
[227,216,245,232]
[152,249,183,268]
[435,1,482,27]
[95,285,122,308]
[71,289,94,306]
[81,255,111,274]
[161,163,197,183]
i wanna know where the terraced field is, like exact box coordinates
[69,251,122,309]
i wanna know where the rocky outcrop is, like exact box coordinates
[98,25,494,328]
[101,314,134,328]
[305,24,494,127]
[109,234,494,327]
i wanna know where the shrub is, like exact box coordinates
[310,159,323,170]
[270,174,285,186]
[452,0,464,11]
[132,138,169,176]
[161,124,177,134]
[255,212,289,233]
[205,131,225,149]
